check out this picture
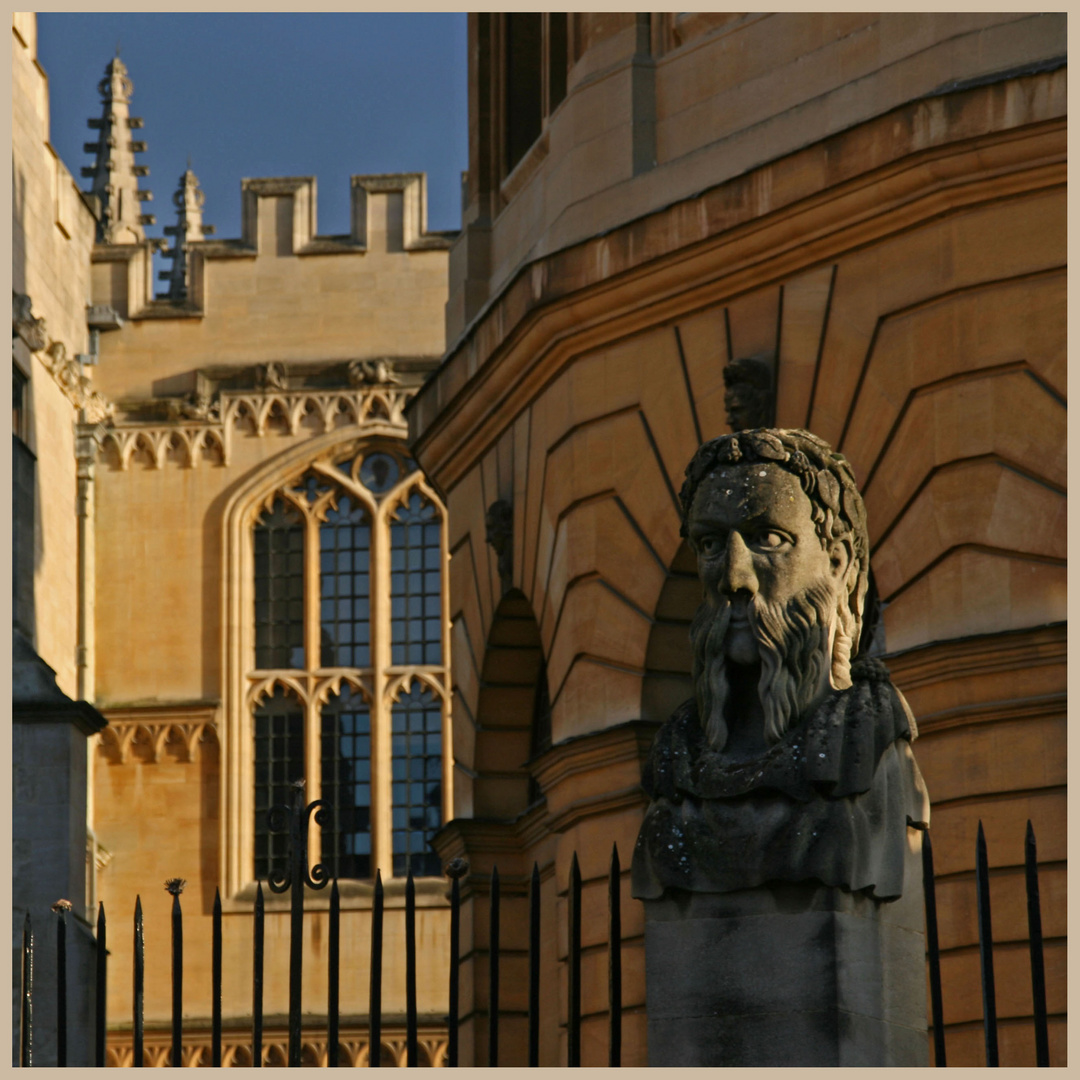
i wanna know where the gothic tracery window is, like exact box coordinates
[245,443,449,884]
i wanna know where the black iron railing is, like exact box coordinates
[920,820,1052,1066]
[19,811,1054,1066]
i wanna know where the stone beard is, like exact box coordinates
[690,577,839,752]
[631,428,929,902]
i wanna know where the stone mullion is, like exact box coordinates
[304,510,322,864]
[234,507,256,895]
[371,509,394,878]
[439,504,454,829]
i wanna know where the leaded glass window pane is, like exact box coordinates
[390,684,442,877]
[319,495,371,668]
[254,499,305,670]
[320,685,372,880]
[390,493,442,665]
[253,688,304,881]
[359,452,400,495]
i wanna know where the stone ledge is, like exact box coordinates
[13,699,108,736]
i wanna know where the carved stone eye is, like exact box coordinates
[757,531,787,549]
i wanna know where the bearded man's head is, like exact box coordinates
[680,429,870,751]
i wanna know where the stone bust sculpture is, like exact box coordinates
[631,428,928,901]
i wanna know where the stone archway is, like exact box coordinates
[473,589,547,820]
[641,539,697,722]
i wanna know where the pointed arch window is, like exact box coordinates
[239,442,450,888]
[391,683,444,877]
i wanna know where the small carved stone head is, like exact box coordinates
[485,499,513,587]
[679,428,870,749]
[722,354,775,431]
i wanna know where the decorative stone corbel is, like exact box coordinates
[12,291,47,352]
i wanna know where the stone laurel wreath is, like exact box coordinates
[678,427,870,631]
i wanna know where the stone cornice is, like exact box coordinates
[408,69,1066,493]
[529,718,659,796]
[430,720,658,890]
[911,692,1065,736]
[13,699,108,736]
[95,384,417,470]
[885,622,1066,692]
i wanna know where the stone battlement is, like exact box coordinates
[91,172,456,323]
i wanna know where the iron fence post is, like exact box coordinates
[133,896,144,1068]
[369,869,383,1066]
[406,871,418,1066]
[489,866,500,1067]
[1025,821,1050,1066]
[921,830,946,1066]
[95,904,106,1068]
[267,778,331,1068]
[446,859,467,1068]
[212,888,222,1066]
[21,911,33,1068]
[529,862,540,1068]
[608,845,621,1068]
[976,822,999,1066]
[166,878,185,1067]
[329,879,340,1067]
[53,900,70,1067]
[568,854,581,1067]
[253,881,264,1068]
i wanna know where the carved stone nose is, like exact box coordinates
[722,531,758,596]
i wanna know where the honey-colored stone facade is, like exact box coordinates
[14,13,458,1062]
[411,13,1067,1067]
[86,177,456,1052]
[16,12,1067,1069]
[13,12,99,699]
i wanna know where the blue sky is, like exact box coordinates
[37,12,469,259]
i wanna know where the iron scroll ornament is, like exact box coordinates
[266,780,333,894]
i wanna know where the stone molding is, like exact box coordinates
[104,1022,449,1068]
[432,720,659,882]
[911,691,1064,736]
[98,704,219,765]
[13,699,108,737]
[97,385,416,470]
[409,74,1066,489]
[885,621,1065,691]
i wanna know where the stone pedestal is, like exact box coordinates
[643,840,928,1067]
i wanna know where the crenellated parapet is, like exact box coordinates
[91,172,455,323]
